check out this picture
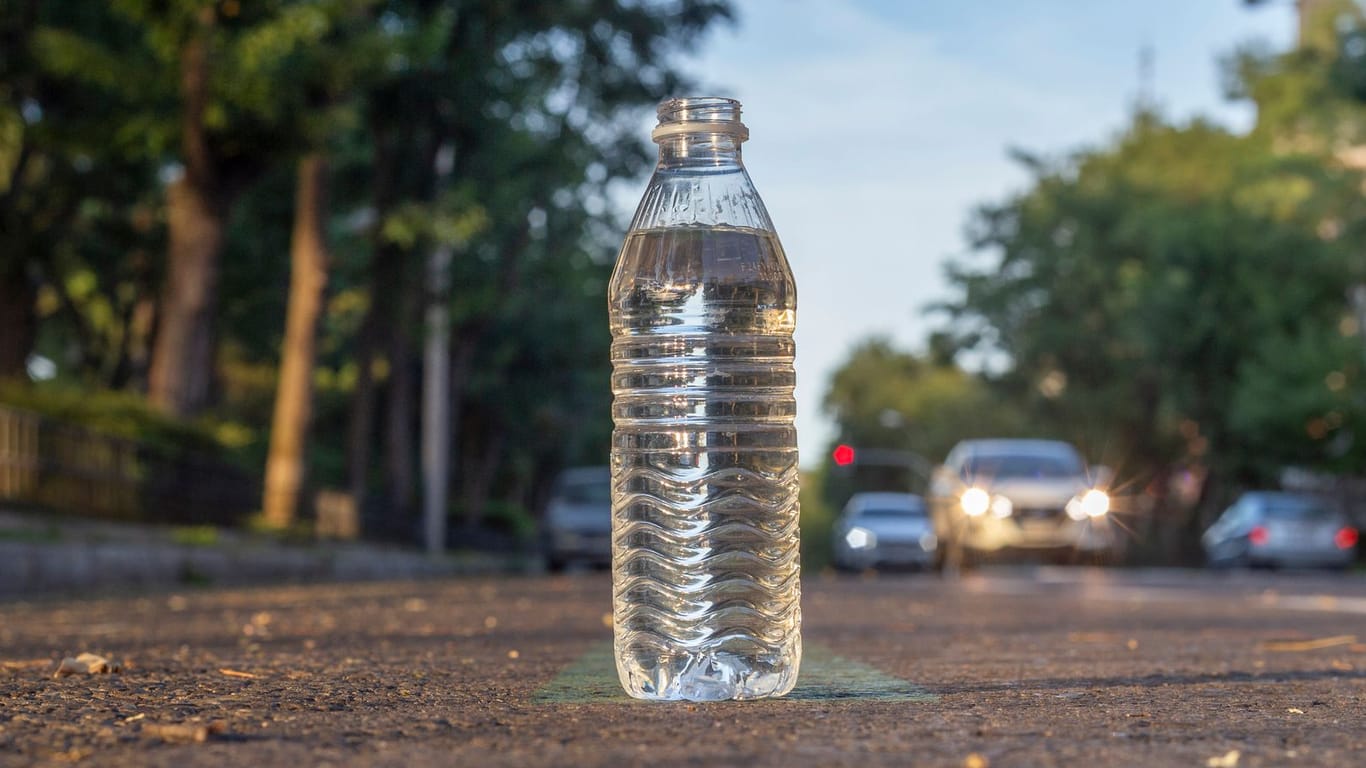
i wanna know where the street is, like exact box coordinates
[3,568,1365,767]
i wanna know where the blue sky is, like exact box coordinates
[623,0,1299,466]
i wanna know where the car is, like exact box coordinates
[1202,491,1358,570]
[832,492,937,572]
[542,466,612,572]
[928,439,1118,568]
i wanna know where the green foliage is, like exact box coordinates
[380,194,487,250]
[823,337,1028,464]
[0,380,234,458]
[819,337,1032,515]
[170,524,220,546]
[474,500,537,542]
[0,0,737,536]
[939,109,1366,512]
[1229,324,1364,476]
[798,467,833,573]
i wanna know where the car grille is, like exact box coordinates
[876,543,929,559]
[1014,506,1064,521]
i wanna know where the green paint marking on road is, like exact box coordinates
[534,643,936,704]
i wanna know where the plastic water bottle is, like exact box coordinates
[609,97,800,701]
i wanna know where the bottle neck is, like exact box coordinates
[629,97,772,232]
[651,97,748,171]
[656,132,744,171]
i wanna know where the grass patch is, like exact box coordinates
[0,525,63,544]
[170,525,221,547]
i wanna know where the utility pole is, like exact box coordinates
[421,145,455,556]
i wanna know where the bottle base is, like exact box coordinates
[616,648,800,702]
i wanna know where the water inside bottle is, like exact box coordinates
[609,224,801,701]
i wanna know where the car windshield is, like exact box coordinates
[1263,502,1332,521]
[559,480,610,505]
[857,507,926,520]
[964,454,1081,480]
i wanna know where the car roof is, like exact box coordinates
[1240,491,1328,508]
[556,466,610,485]
[844,492,925,513]
[956,439,1080,458]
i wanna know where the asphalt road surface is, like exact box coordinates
[3,567,1365,767]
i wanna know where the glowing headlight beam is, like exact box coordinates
[960,488,990,517]
[1080,488,1110,517]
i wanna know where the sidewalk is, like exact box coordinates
[0,509,529,599]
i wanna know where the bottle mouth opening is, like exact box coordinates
[652,96,748,143]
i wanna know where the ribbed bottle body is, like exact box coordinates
[609,224,800,701]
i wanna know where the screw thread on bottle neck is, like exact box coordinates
[653,97,747,169]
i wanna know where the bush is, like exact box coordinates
[0,382,261,526]
[0,382,226,457]
[799,467,834,572]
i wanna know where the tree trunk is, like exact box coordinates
[148,22,224,416]
[0,263,36,379]
[262,154,331,529]
[384,268,419,525]
[148,177,223,415]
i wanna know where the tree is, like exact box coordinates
[135,1,266,416]
[819,337,1029,511]
[1,2,167,386]
[262,153,330,528]
[339,0,733,536]
[822,337,1027,465]
[4,0,735,546]
[258,0,394,530]
[937,111,1365,561]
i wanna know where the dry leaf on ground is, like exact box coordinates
[1260,635,1356,652]
[140,721,227,744]
[1,660,51,671]
[52,653,121,678]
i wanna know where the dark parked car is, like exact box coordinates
[542,467,612,572]
[832,492,937,572]
[1202,492,1358,570]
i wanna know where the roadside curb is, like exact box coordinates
[0,513,531,599]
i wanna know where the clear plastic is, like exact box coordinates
[608,97,800,701]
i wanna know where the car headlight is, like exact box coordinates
[960,488,990,517]
[845,527,876,549]
[1079,489,1110,518]
[991,495,1013,518]
[919,532,938,552]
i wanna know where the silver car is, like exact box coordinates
[1202,492,1358,570]
[929,439,1119,567]
[543,467,612,572]
[832,492,937,571]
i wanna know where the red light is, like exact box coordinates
[1248,525,1269,546]
[832,444,856,467]
[1336,527,1358,550]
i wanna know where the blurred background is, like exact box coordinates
[0,0,1362,574]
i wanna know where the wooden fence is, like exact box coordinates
[0,404,258,525]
